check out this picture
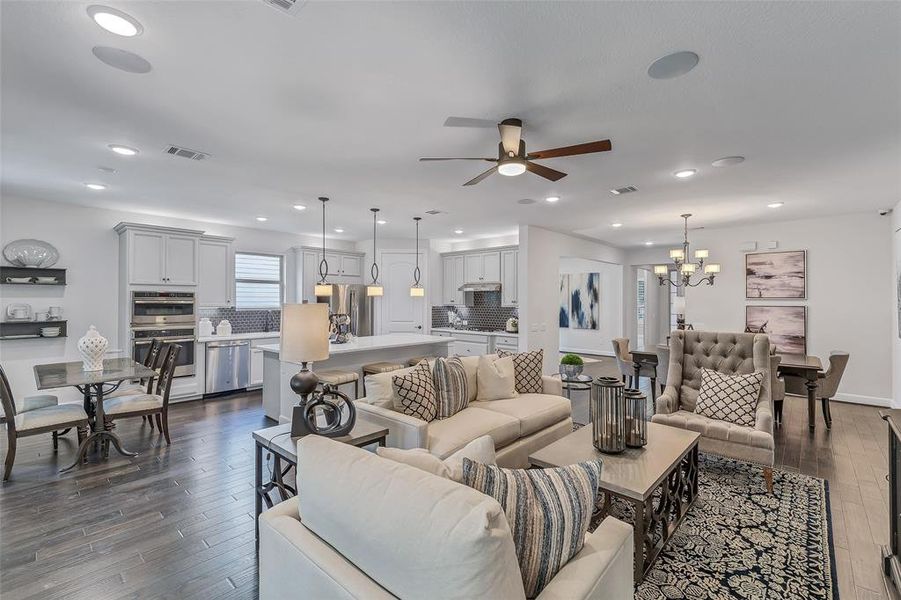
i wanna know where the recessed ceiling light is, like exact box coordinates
[108,144,139,156]
[293,204,306,211]
[84,183,107,190]
[712,156,745,168]
[92,46,152,74]
[377,219,387,225]
[256,216,268,222]
[648,51,699,80]
[545,196,560,203]
[454,229,464,235]
[767,202,784,208]
[334,228,344,233]
[97,166,117,173]
[517,198,536,205]
[87,6,143,37]
[644,241,654,246]
[673,169,697,179]
[611,223,623,228]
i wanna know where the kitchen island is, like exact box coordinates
[259,333,452,422]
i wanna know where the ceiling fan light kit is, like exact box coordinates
[420,117,611,186]
[654,214,720,288]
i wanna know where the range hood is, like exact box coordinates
[458,281,502,292]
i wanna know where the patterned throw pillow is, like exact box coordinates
[694,368,763,427]
[432,357,468,419]
[462,458,602,598]
[497,349,544,393]
[392,362,438,422]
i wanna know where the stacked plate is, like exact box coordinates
[40,327,61,338]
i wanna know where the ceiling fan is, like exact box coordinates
[419,117,612,186]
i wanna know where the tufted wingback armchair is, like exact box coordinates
[651,330,775,492]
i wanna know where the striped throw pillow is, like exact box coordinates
[462,458,602,598]
[497,349,544,393]
[392,362,438,422]
[432,357,468,419]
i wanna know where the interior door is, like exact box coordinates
[380,251,425,333]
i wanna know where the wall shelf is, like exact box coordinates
[0,266,67,286]
[0,319,67,340]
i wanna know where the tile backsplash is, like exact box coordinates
[431,291,517,331]
[197,307,280,334]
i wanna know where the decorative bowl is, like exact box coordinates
[3,239,59,268]
[560,363,584,378]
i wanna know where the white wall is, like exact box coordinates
[558,257,623,356]
[0,195,353,403]
[625,212,894,405]
[519,226,625,372]
[892,201,901,408]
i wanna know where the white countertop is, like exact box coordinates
[259,333,452,359]
[431,327,518,337]
[196,331,281,343]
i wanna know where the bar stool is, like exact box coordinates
[361,361,405,396]
[406,356,435,366]
[316,370,360,400]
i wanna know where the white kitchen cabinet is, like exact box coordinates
[453,340,489,356]
[250,337,278,388]
[442,255,464,305]
[482,251,501,281]
[501,249,518,307]
[198,235,234,307]
[294,247,365,302]
[116,223,200,286]
[339,254,363,278]
[463,251,501,282]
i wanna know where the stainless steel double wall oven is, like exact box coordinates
[130,291,196,377]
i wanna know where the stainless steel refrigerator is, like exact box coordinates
[317,284,374,337]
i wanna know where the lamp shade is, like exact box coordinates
[653,265,668,275]
[680,263,696,274]
[366,284,384,297]
[280,303,330,364]
[669,249,684,260]
[694,249,709,259]
[672,295,686,314]
[410,285,425,297]
[704,263,721,274]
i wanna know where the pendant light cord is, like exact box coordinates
[318,197,329,282]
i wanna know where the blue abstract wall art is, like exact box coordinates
[560,272,599,330]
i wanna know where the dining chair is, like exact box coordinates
[1,365,89,481]
[611,338,654,388]
[770,355,786,425]
[784,351,849,427]
[102,345,181,446]
[655,345,670,396]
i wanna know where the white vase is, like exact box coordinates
[78,325,108,372]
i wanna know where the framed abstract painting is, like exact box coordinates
[745,305,807,354]
[745,250,807,299]
[559,274,570,328]
[570,272,600,330]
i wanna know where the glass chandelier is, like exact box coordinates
[366,208,383,296]
[410,217,424,297]
[314,197,333,297]
[653,213,721,287]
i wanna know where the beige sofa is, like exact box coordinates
[259,436,634,600]
[354,355,573,468]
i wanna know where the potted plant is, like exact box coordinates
[559,353,584,378]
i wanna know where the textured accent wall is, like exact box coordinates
[431,291,517,331]
[197,307,280,334]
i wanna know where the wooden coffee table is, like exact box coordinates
[529,422,700,583]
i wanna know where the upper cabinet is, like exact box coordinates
[442,255,465,305]
[198,235,235,307]
[294,247,366,303]
[501,249,518,307]
[463,251,501,282]
[115,223,200,286]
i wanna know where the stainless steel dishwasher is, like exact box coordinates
[205,340,250,394]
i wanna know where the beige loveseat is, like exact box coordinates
[355,355,573,468]
[259,436,634,600]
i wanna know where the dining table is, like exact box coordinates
[33,357,156,472]
[629,345,669,404]
[775,353,825,431]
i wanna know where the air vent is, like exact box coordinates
[165,145,210,161]
[259,0,306,16]
[610,186,637,195]
[425,209,444,215]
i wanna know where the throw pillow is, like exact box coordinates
[462,458,602,598]
[694,368,763,427]
[432,356,469,418]
[376,435,496,482]
[363,365,416,408]
[392,362,438,422]
[496,349,544,393]
[476,355,517,401]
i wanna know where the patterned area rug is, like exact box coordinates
[593,453,838,599]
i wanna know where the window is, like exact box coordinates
[234,252,284,309]
[636,273,647,348]
[669,269,683,331]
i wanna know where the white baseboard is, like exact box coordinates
[832,392,892,408]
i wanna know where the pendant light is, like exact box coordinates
[410,217,425,297]
[366,208,383,296]
[314,197,333,297]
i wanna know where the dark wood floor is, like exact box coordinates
[0,366,896,599]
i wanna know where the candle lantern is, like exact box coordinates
[591,376,626,454]
[624,388,648,448]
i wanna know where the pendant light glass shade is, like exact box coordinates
[367,208,383,297]
[315,197,332,297]
[410,217,424,297]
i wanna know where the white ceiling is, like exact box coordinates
[2,1,899,248]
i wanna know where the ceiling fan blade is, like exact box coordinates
[463,166,497,186]
[419,157,496,162]
[526,161,567,182]
[527,139,612,160]
[443,116,497,128]
[498,118,522,156]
